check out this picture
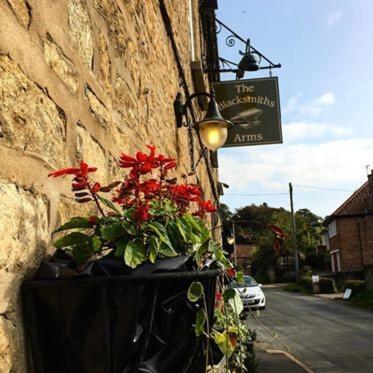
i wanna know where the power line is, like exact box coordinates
[294,185,353,193]
[224,192,288,196]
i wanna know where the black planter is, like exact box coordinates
[22,256,219,373]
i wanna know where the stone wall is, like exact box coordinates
[0,1,218,371]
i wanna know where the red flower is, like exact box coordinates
[136,151,148,162]
[91,182,101,193]
[268,224,285,239]
[215,292,222,301]
[134,204,151,221]
[139,162,153,175]
[49,161,100,206]
[140,179,160,195]
[198,200,216,213]
[226,268,236,278]
[164,161,177,170]
[48,161,96,179]
[147,145,156,161]
[88,215,98,225]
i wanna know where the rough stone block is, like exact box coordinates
[5,0,31,28]
[76,123,108,184]
[68,0,93,68]
[0,55,67,167]
[44,34,79,93]
[85,85,110,128]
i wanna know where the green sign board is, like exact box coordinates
[213,77,282,147]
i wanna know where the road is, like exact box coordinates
[249,287,373,373]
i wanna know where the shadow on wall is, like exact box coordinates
[0,182,49,372]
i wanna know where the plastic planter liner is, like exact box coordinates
[22,255,219,373]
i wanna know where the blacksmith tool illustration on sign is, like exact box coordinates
[213,77,282,147]
[230,107,263,129]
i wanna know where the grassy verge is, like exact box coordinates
[283,282,313,294]
[349,290,373,311]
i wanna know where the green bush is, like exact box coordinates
[351,290,373,310]
[255,272,271,284]
[298,276,313,292]
[319,277,337,294]
[344,280,366,297]
[284,276,313,293]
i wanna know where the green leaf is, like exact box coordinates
[184,214,210,240]
[53,217,91,234]
[175,217,188,241]
[97,195,121,215]
[71,243,94,267]
[195,239,210,266]
[187,281,204,302]
[166,221,180,247]
[223,288,236,302]
[236,271,244,284]
[54,232,90,249]
[195,309,206,337]
[148,222,174,250]
[228,292,244,315]
[115,238,128,257]
[124,240,147,268]
[213,331,235,358]
[158,242,178,257]
[101,222,125,242]
[90,235,102,253]
[149,236,159,263]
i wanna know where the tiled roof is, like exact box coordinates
[331,181,369,217]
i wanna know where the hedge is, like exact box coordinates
[344,280,366,297]
[319,277,337,294]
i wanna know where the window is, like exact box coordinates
[328,220,337,238]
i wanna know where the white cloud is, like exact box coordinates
[327,10,342,26]
[314,92,336,106]
[219,138,373,192]
[284,92,336,117]
[283,93,302,114]
[283,121,351,142]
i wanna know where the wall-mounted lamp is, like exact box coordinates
[174,91,232,151]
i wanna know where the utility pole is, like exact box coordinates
[232,221,237,266]
[289,182,299,281]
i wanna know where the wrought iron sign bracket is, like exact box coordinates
[202,12,281,79]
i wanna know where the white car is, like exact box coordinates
[233,275,266,310]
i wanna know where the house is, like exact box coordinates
[235,244,257,273]
[324,172,373,286]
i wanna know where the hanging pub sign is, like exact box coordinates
[213,77,282,147]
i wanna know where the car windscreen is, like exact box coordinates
[233,276,258,288]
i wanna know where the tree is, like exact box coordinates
[220,203,324,276]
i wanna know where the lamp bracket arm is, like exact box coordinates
[185,91,214,109]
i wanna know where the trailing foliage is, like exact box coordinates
[188,270,258,372]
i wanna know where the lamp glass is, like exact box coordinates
[198,120,228,151]
[227,236,235,245]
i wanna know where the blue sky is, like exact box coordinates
[216,0,373,218]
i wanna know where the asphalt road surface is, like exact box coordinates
[249,287,373,373]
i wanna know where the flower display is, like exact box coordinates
[49,146,222,268]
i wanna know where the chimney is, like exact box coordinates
[369,171,373,194]
[367,171,373,212]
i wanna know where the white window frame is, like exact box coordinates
[328,220,337,238]
[330,249,341,272]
